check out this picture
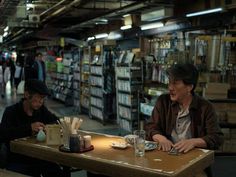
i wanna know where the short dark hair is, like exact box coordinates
[167,63,199,94]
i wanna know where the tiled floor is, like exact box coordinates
[1,83,236,177]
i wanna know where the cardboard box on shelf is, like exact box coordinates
[227,111,236,124]
[204,82,230,99]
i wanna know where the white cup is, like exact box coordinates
[83,135,91,149]
[134,130,145,157]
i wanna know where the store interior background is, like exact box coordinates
[0,0,236,176]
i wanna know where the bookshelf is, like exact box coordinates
[115,59,143,132]
[89,45,116,124]
[80,47,91,113]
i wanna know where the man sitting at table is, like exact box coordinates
[145,63,224,177]
[0,79,67,177]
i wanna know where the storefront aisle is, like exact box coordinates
[0,83,120,135]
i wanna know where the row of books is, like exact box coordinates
[90,86,103,97]
[90,97,103,109]
[74,91,80,99]
[118,105,137,120]
[118,93,137,106]
[90,76,103,86]
[73,72,80,81]
[90,66,103,75]
[62,58,73,67]
[119,119,133,132]
[117,80,134,92]
[91,106,103,120]
[116,66,141,78]
[51,73,73,81]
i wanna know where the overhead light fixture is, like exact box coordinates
[87,36,95,41]
[141,7,173,22]
[26,3,35,11]
[120,25,132,30]
[3,32,8,37]
[108,31,122,40]
[186,7,223,17]
[123,14,130,18]
[4,26,9,32]
[94,18,108,25]
[95,33,108,39]
[140,22,164,30]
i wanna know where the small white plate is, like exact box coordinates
[111,142,128,149]
[145,141,158,151]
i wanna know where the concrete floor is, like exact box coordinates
[1,83,236,177]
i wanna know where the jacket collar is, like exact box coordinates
[170,93,199,110]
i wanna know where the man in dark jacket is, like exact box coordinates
[32,53,46,82]
[145,63,223,177]
[0,79,65,177]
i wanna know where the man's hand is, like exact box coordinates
[174,138,207,153]
[173,139,195,153]
[31,122,45,133]
[152,134,173,151]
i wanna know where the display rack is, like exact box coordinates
[115,59,143,132]
[89,45,116,124]
[49,52,74,106]
[72,48,82,112]
[80,47,91,113]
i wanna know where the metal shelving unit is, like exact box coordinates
[115,60,143,132]
[89,45,116,124]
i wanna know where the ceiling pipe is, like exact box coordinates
[40,0,82,23]
[62,1,149,32]
[40,0,71,17]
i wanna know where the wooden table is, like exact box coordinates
[10,131,214,177]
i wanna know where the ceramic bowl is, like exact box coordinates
[123,134,138,145]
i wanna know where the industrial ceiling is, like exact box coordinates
[0,0,236,47]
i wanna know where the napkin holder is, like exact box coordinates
[46,124,61,145]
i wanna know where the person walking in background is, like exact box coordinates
[14,61,23,90]
[145,63,223,177]
[9,56,16,90]
[0,56,9,98]
[32,52,46,82]
[0,58,3,97]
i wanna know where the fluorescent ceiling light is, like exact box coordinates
[120,25,132,30]
[26,3,34,10]
[108,31,122,40]
[186,7,223,17]
[140,22,164,30]
[87,36,95,41]
[3,32,8,37]
[94,18,108,25]
[123,14,130,17]
[141,7,173,22]
[4,26,9,32]
[95,33,108,39]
